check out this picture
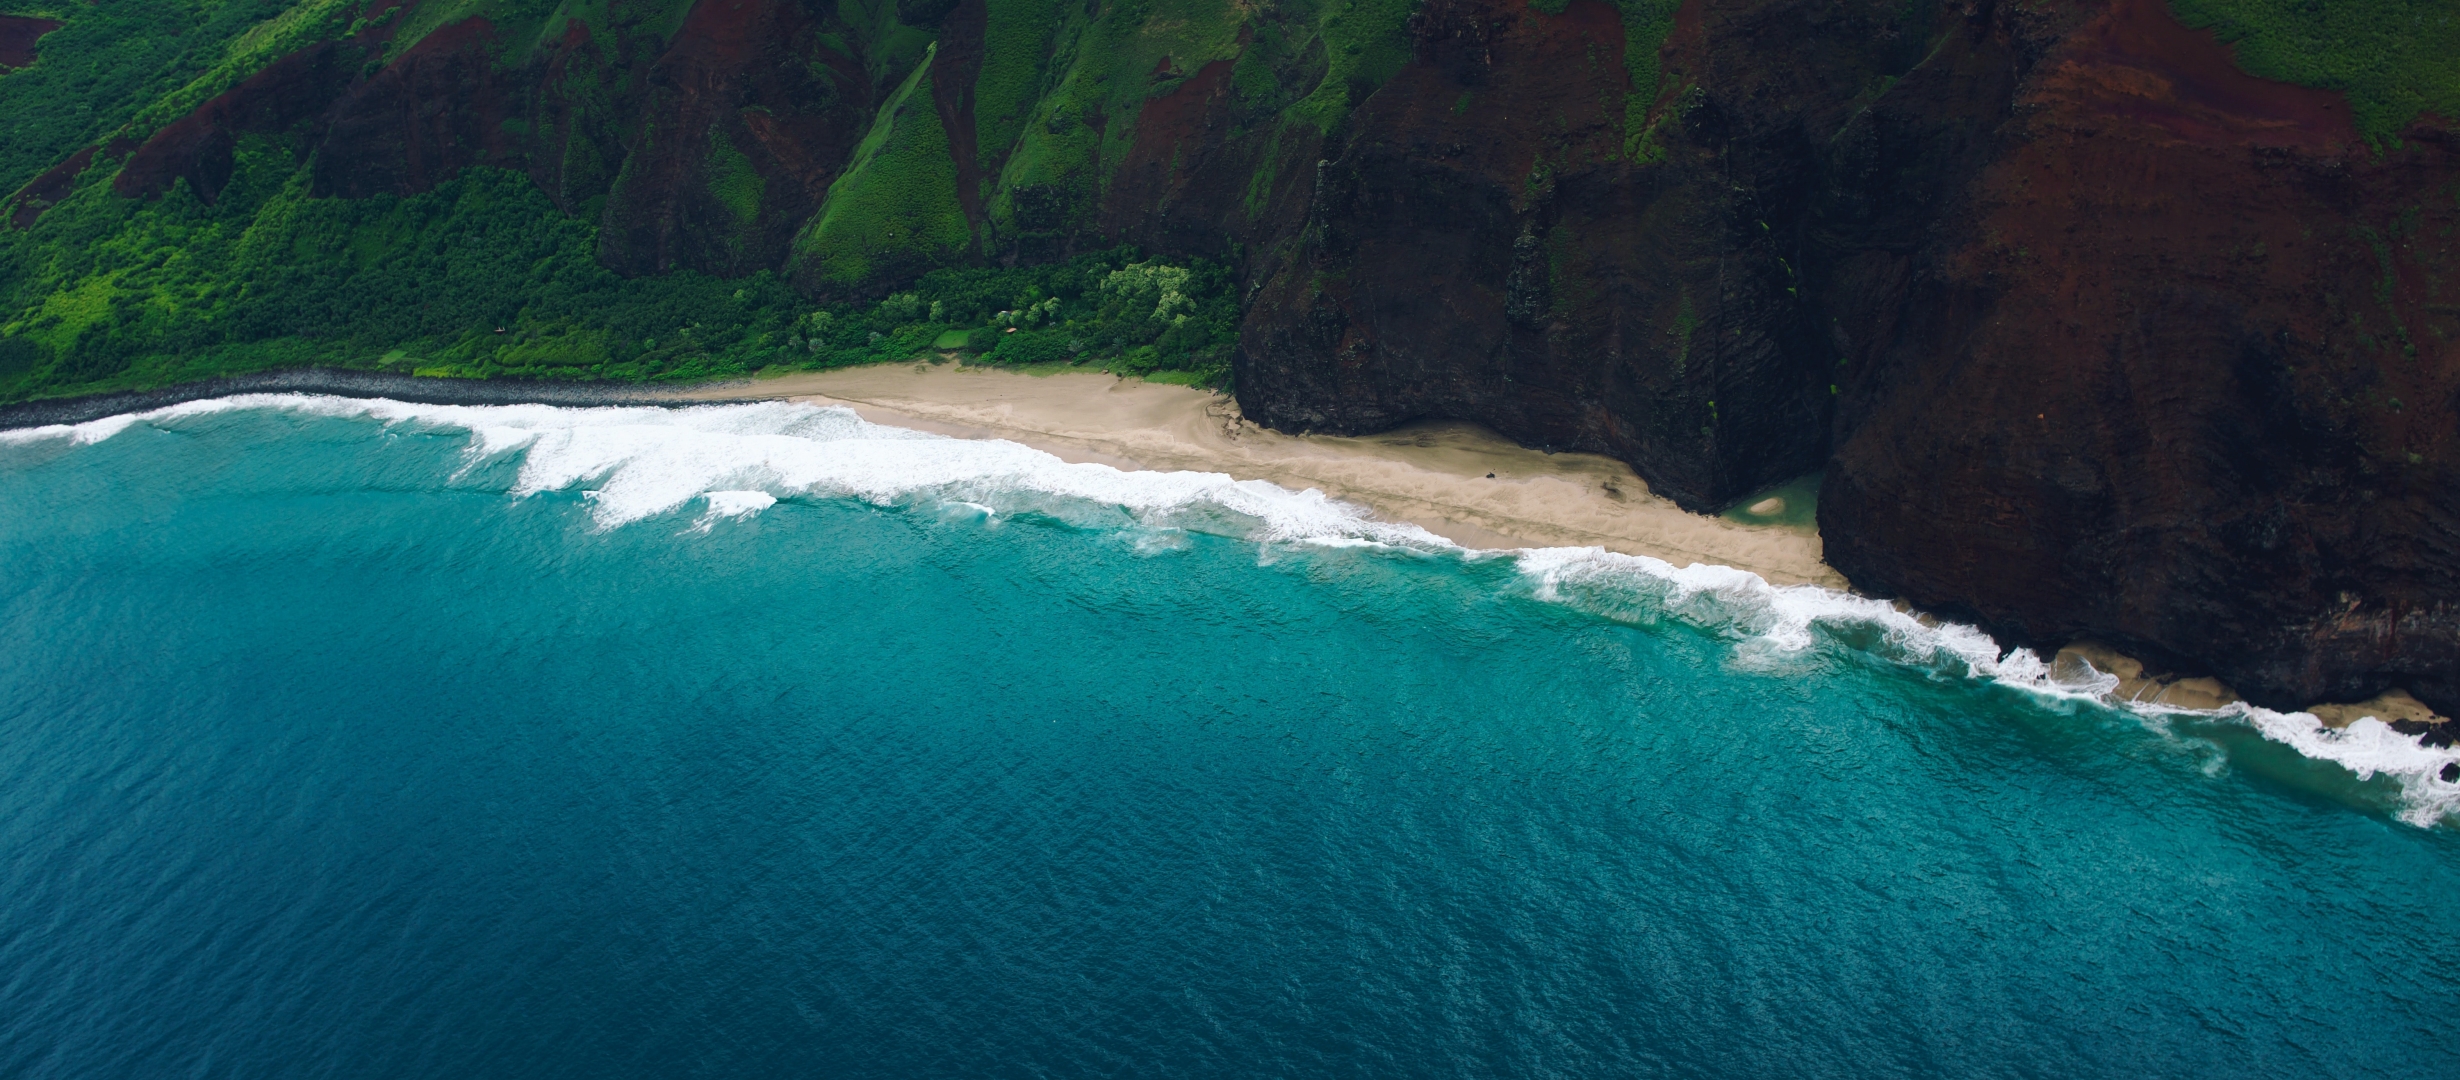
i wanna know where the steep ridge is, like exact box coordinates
[0,0,2455,714]
[1236,0,1929,510]
[1815,0,2460,712]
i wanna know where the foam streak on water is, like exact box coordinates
[12,392,2460,1080]
[9,393,2456,824]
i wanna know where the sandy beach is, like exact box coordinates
[660,363,2460,730]
[668,363,1843,589]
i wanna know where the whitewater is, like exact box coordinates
[15,392,2452,825]
[6,393,2460,1079]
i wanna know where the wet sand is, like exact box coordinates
[668,364,1844,588]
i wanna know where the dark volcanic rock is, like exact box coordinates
[594,0,876,276]
[1813,0,2460,713]
[116,42,365,203]
[1235,0,1930,511]
[1228,0,2460,709]
[0,368,759,431]
[23,0,2460,713]
[7,143,102,228]
[310,17,526,200]
[0,14,61,70]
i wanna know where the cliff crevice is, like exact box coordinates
[5,0,2456,713]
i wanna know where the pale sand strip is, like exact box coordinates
[665,364,2454,727]
[668,364,1843,589]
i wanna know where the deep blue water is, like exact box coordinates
[3,398,2457,1079]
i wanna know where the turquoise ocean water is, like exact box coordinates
[3,396,2458,1078]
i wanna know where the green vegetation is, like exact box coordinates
[2169,0,2460,144]
[1606,0,1681,118]
[1605,0,1685,164]
[0,133,1237,402]
[0,0,294,192]
[1520,0,1682,160]
[989,0,1438,238]
[0,0,711,198]
[707,127,765,225]
[969,0,1062,171]
[125,0,361,134]
[0,154,814,399]
[984,0,1249,240]
[0,0,1290,404]
[1289,0,1418,129]
[791,43,975,286]
[791,250,1240,385]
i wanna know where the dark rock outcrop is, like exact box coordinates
[115,41,365,203]
[1235,0,1933,510]
[1237,0,2460,713]
[13,0,2459,714]
[0,14,61,70]
[1813,0,2460,713]
[7,143,106,228]
[0,367,757,431]
[592,0,877,276]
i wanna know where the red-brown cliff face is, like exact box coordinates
[0,14,60,70]
[101,0,882,279]
[590,0,875,276]
[1234,0,1933,509]
[114,40,365,204]
[1813,0,2460,711]
[1225,0,2459,710]
[12,0,2458,712]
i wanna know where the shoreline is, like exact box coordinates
[0,368,765,431]
[663,363,1845,590]
[8,364,2449,735]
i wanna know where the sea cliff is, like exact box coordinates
[2,0,2454,712]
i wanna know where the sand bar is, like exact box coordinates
[667,364,1842,588]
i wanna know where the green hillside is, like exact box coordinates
[0,0,1278,400]
[2169,0,2460,145]
[0,0,2450,404]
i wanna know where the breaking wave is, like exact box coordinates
[13,393,2457,824]
[1513,546,2460,827]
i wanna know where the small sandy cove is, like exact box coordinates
[669,364,1842,588]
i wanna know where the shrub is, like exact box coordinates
[988,328,1073,366]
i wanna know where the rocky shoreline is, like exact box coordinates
[4,0,2453,725]
[12,363,2448,747]
[0,369,757,431]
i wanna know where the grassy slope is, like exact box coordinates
[0,0,1265,403]
[789,43,975,286]
[0,135,1240,400]
[5,0,2448,404]
[0,0,1822,408]
[0,0,294,193]
[2168,0,2460,144]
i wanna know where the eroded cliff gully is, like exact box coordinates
[1230,0,2460,715]
[15,0,2459,713]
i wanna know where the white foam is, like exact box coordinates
[688,490,778,533]
[1514,547,2034,682]
[1511,545,2460,824]
[59,393,1444,545]
[0,412,142,447]
[2221,705,2460,826]
[33,391,2460,825]
[702,490,778,517]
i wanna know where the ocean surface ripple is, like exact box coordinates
[2,396,2456,1078]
